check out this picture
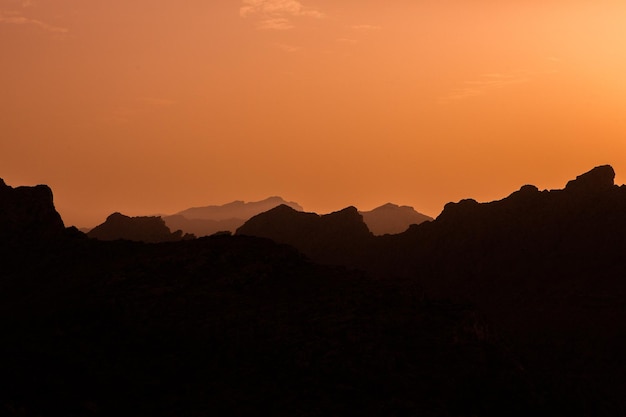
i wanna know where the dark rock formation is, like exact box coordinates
[359,203,432,235]
[88,212,194,243]
[237,205,372,265]
[565,164,615,193]
[0,178,65,244]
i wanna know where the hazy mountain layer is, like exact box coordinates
[359,203,432,235]
[167,198,431,237]
[160,196,303,237]
[175,196,303,221]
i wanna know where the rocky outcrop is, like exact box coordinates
[237,205,372,265]
[565,164,615,193]
[360,203,432,235]
[88,212,194,243]
[0,178,65,244]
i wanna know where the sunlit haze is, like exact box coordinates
[3,0,626,227]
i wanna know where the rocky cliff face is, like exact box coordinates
[0,178,65,245]
[88,212,194,243]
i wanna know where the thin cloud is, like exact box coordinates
[336,38,357,44]
[137,97,177,107]
[240,0,323,30]
[275,43,301,53]
[108,97,176,123]
[350,24,381,31]
[257,18,293,30]
[439,72,531,103]
[465,73,531,88]
[0,10,68,33]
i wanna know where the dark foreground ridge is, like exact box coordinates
[2,165,626,416]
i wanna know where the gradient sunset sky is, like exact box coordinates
[2,0,626,227]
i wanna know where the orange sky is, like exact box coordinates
[2,0,626,227]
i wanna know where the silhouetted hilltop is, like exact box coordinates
[0,178,65,245]
[237,205,372,265]
[88,212,194,243]
[360,203,432,235]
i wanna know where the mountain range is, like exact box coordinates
[2,165,626,416]
[87,198,432,240]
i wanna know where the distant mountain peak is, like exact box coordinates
[360,203,432,235]
[107,212,126,220]
[175,197,303,222]
[376,203,401,210]
[265,196,286,202]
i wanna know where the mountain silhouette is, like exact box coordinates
[3,166,626,415]
[163,196,303,237]
[359,203,432,235]
[88,212,194,243]
[175,196,303,220]
[236,205,373,266]
[0,178,65,246]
